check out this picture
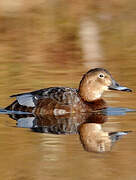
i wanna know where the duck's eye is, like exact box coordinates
[98,74,104,78]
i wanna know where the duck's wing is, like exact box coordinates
[10,87,78,107]
[10,90,42,107]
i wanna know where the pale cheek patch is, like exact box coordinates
[106,79,112,87]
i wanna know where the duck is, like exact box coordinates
[6,68,132,115]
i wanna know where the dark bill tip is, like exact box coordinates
[120,88,132,92]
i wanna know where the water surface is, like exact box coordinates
[0,1,136,179]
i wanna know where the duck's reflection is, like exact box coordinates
[79,122,130,152]
[8,111,130,153]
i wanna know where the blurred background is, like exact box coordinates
[0,1,136,180]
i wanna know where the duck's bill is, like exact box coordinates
[109,80,132,92]
[109,85,132,92]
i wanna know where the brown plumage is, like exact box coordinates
[5,68,132,115]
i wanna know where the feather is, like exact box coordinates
[16,94,36,107]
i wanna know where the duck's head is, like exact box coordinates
[79,68,132,102]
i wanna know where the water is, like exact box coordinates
[0,1,136,179]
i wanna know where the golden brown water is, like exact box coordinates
[0,0,136,179]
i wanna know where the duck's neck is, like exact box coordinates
[78,78,107,110]
[83,98,107,110]
[79,77,104,102]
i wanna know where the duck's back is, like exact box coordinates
[6,87,82,114]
